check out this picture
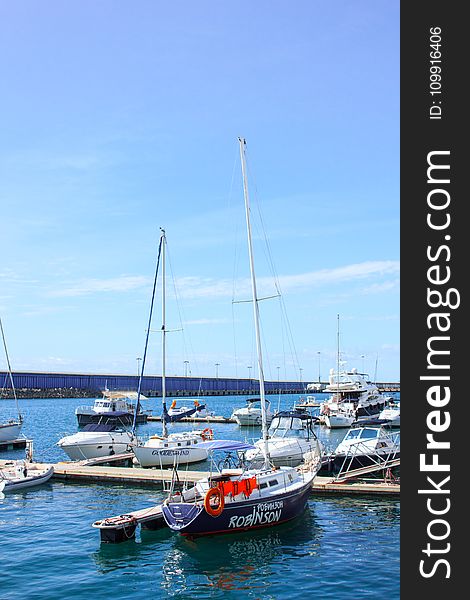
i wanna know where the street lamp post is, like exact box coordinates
[184,360,189,377]
[361,354,365,375]
[215,363,220,378]
[247,366,252,393]
[136,357,142,378]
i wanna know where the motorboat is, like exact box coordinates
[319,367,391,428]
[322,421,400,473]
[231,397,273,426]
[1,317,24,442]
[75,390,151,426]
[378,401,400,427]
[130,229,214,469]
[56,423,137,461]
[245,410,323,467]
[167,399,214,421]
[160,138,322,537]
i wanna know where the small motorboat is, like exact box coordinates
[322,421,400,473]
[0,461,54,493]
[56,423,137,461]
[231,397,273,426]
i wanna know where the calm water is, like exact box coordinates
[1,394,400,599]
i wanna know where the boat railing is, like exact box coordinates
[334,434,400,480]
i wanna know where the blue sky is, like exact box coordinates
[0,1,399,383]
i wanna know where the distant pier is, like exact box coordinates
[0,369,400,398]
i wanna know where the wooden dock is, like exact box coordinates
[0,437,31,451]
[147,415,235,423]
[49,459,399,495]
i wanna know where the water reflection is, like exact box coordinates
[160,508,323,596]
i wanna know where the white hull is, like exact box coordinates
[323,413,356,429]
[0,421,22,442]
[1,464,54,493]
[232,409,273,427]
[247,438,320,467]
[57,431,136,461]
[132,443,209,467]
[378,408,400,426]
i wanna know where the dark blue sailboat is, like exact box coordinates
[161,138,322,537]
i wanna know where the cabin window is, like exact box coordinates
[164,444,168,448]
[97,445,102,449]
[268,479,279,487]
[259,482,268,489]
[177,443,181,447]
[186,441,191,446]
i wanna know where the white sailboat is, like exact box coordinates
[160,138,322,536]
[0,317,23,443]
[131,229,210,468]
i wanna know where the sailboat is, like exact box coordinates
[161,138,322,536]
[0,317,23,443]
[131,229,211,468]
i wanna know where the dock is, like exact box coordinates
[147,415,235,423]
[49,457,399,496]
[0,437,31,451]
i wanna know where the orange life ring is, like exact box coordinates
[201,427,213,441]
[204,486,224,517]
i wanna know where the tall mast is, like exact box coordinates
[336,313,340,395]
[238,137,270,469]
[161,228,168,438]
[0,317,21,421]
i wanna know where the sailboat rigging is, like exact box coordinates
[131,229,211,468]
[160,138,322,536]
[0,317,23,443]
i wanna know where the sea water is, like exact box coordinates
[0,394,399,599]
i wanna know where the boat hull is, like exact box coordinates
[2,466,54,492]
[76,412,147,426]
[161,479,313,537]
[0,421,23,442]
[322,451,401,473]
[57,432,135,461]
[132,445,209,468]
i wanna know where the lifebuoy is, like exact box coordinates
[201,427,213,441]
[204,486,224,517]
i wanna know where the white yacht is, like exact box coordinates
[75,391,151,426]
[231,397,273,426]
[320,368,390,428]
[245,410,322,467]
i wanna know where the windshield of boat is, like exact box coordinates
[268,416,308,438]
